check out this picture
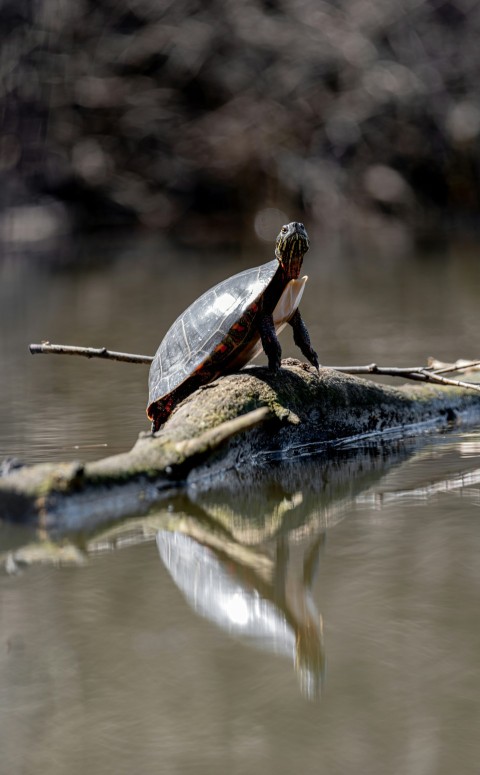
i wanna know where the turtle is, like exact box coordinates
[147,221,319,432]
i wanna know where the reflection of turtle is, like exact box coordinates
[156,529,325,701]
[147,221,319,432]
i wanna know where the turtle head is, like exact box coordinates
[275,221,309,277]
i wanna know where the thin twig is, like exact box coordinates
[29,343,153,364]
[331,363,480,392]
[430,359,480,374]
[28,342,480,394]
[330,364,435,375]
[417,369,480,392]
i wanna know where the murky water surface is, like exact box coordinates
[1,233,480,773]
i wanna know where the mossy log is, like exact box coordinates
[1,359,480,530]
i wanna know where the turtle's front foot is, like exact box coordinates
[268,355,282,372]
[300,344,320,372]
[289,309,319,371]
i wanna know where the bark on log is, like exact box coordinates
[1,359,480,530]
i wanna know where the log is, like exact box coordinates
[1,438,412,570]
[1,359,480,530]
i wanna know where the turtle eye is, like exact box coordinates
[299,223,304,229]
[281,225,288,234]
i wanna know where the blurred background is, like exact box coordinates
[2,0,480,249]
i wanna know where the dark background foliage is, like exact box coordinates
[2,0,480,243]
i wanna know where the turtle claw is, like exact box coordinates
[268,357,282,372]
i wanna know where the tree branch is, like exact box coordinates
[330,362,480,393]
[29,342,152,364]
[428,358,480,374]
[28,342,480,393]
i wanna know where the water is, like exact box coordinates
[1,232,480,773]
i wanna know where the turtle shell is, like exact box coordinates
[148,258,309,427]
[147,259,279,420]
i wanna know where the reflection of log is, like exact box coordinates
[1,360,480,529]
[5,431,415,560]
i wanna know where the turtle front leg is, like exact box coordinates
[259,312,282,371]
[289,309,320,370]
